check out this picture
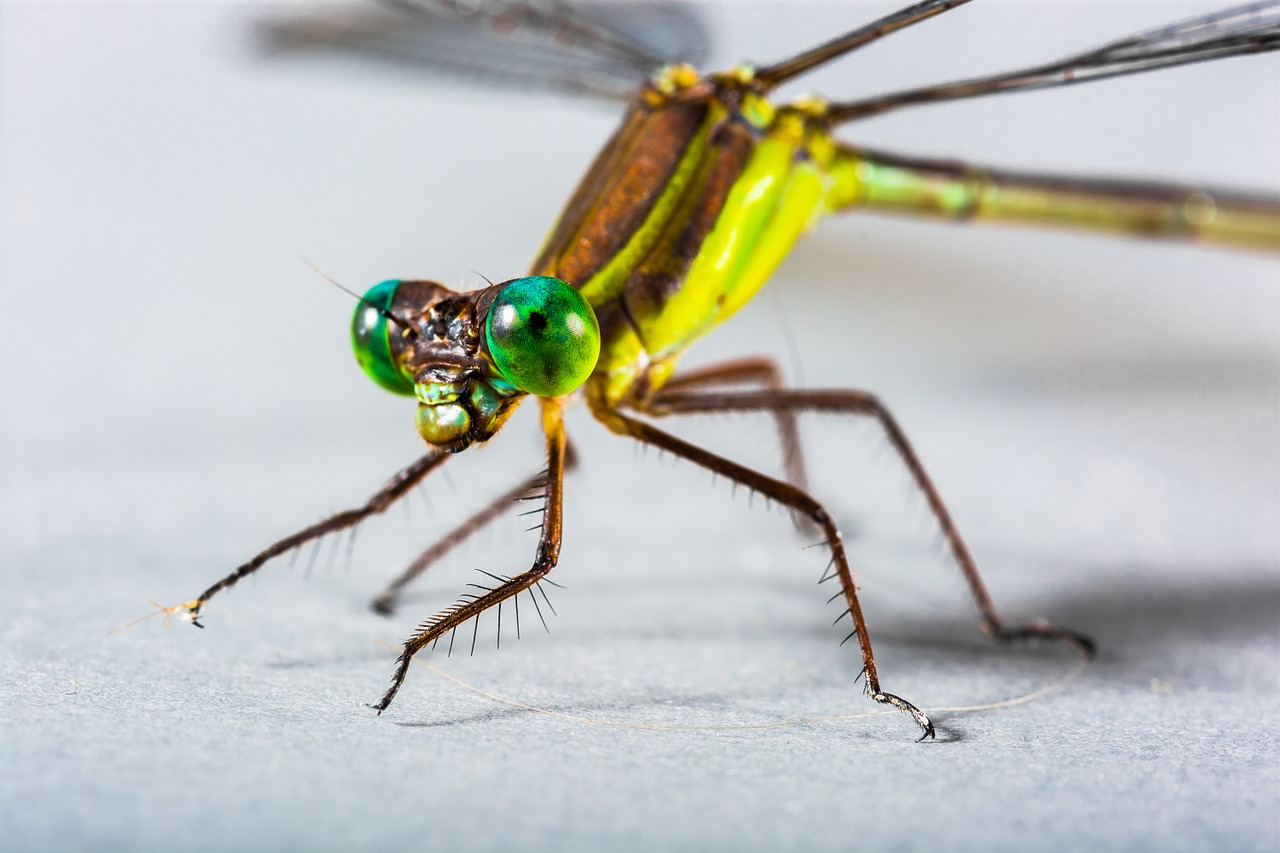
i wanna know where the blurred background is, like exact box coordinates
[2,2,1277,851]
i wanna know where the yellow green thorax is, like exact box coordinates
[557,67,853,406]
[633,99,836,361]
[604,97,844,401]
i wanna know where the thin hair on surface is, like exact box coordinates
[390,640,1091,732]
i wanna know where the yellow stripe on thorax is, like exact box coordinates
[577,106,724,307]
[591,93,845,405]
[636,103,836,360]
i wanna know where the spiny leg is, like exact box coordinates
[646,387,1095,656]
[661,357,807,492]
[370,440,581,616]
[181,450,450,625]
[589,394,934,740]
[372,398,568,714]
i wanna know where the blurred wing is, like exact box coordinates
[258,0,712,101]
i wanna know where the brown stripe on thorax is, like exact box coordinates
[531,96,711,290]
[621,115,757,334]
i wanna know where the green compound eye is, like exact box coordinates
[351,279,415,396]
[485,276,600,398]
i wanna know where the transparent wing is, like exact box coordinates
[828,0,1280,122]
[257,0,711,101]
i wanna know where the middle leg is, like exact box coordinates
[660,356,808,491]
[589,393,935,739]
[646,385,1094,655]
[371,397,570,714]
[370,441,581,616]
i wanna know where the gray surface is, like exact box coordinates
[2,3,1279,852]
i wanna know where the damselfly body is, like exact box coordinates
[176,0,1280,738]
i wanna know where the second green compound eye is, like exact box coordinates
[485,276,600,398]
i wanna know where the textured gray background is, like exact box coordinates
[2,3,1278,852]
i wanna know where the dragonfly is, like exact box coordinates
[174,0,1280,739]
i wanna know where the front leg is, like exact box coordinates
[180,450,451,625]
[372,398,569,714]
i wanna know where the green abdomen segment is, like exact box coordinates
[828,146,1280,251]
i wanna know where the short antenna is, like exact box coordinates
[298,258,419,337]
